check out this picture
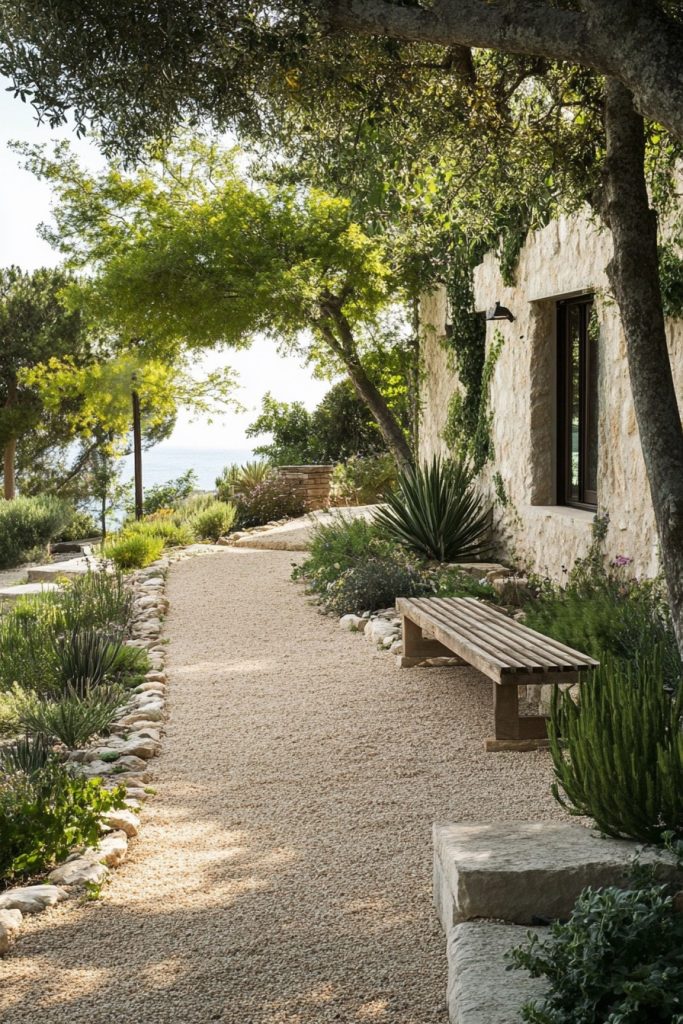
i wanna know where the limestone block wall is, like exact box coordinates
[275,465,333,511]
[419,209,683,580]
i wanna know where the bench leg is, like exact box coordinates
[401,616,459,661]
[489,683,550,751]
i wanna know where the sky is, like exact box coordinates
[0,80,329,451]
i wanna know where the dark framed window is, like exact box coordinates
[557,295,598,510]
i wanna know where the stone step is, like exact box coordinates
[434,820,682,929]
[447,921,547,1024]
[27,557,100,582]
[0,582,62,603]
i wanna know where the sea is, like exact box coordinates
[120,446,255,494]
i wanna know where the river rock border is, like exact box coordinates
[0,548,202,957]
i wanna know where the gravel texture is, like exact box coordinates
[1,548,565,1024]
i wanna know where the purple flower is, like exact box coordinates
[613,555,632,567]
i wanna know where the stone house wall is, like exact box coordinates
[419,209,683,580]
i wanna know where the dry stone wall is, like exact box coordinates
[419,208,683,579]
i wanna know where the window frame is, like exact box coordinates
[556,295,598,511]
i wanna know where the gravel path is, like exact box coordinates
[1,548,565,1024]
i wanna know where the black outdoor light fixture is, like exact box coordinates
[486,301,515,322]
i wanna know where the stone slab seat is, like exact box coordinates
[396,596,599,750]
[433,821,683,929]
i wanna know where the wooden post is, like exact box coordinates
[132,388,143,520]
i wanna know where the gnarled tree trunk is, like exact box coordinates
[602,78,683,654]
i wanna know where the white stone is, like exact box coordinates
[0,885,67,915]
[364,618,398,643]
[124,787,150,802]
[447,922,547,1024]
[389,639,403,655]
[434,821,682,928]
[26,558,98,582]
[102,809,140,838]
[49,857,109,887]
[91,831,128,867]
[140,577,164,588]
[0,909,23,955]
[339,614,365,631]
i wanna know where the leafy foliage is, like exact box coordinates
[247,380,397,465]
[320,555,431,616]
[0,733,52,774]
[55,507,101,541]
[0,494,72,568]
[59,569,133,632]
[509,881,683,1024]
[443,328,505,472]
[123,516,194,548]
[190,500,236,542]
[0,756,125,879]
[525,557,682,693]
[330,453,397,505]
[549,650,683,844]
[53,628,129,696]
[374,457,491,562]
[104,532,164,570]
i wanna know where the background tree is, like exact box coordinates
[0,266,89,499]
[22,139,415,466]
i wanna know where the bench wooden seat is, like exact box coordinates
[396,596,599,751]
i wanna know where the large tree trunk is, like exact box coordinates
[318,308,414,469]
[602,78,683,654]
[3,436,16,500]
[344,355,414,470]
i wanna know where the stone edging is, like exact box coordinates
[0,547,201,956]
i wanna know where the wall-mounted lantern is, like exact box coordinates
[485,301,515,322]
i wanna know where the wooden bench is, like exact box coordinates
[396,596,599,751]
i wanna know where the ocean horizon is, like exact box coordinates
[121,445,256,494]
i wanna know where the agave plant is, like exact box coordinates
[18,683,124,749]
[374,456,491,563]
[54,628,126,696]
[0,733,53,775]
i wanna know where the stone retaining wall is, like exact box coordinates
[275,464,334,510]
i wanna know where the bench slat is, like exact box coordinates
[428,598,564,671]
[449,598,599,670]
[413,599,548,671]
[397,598,511,682]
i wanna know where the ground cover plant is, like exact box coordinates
[0,740,125,879]
[374,456,491,563]
[103,531,164,570]
[509,873,683,1024]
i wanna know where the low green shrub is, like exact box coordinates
[0,685,30,736]
[0,733,52,774]
[104,532,165,569]
[54,508,100,542]
[0,495,72,569]
[549,649,683,844]
[375,457,491,562]
[509,879,683,1024]
[320,554,432,615]
[0,755,125,879]
[191,500,237,541]
[330,453,397,505]
[107,642,150,682]
[293,514,393,590]
[294,513,498,615]
[124,516,194,547]
[234,476,305,528]
[18,683,124,748]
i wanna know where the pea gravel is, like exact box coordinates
[0,548,565,1023]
